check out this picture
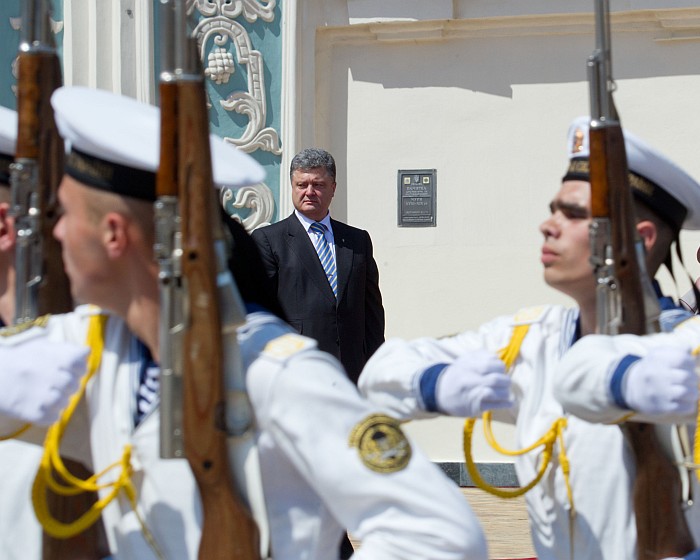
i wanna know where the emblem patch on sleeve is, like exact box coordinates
[349,414,412,473]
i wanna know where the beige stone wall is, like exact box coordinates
[286,2,700,461]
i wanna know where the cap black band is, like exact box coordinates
[563,157,687,233]
[65,148,156,201]
[0,153,12,185]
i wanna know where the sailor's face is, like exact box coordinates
[539,180,595,300]
[54,176,110,305]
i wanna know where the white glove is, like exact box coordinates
[623,346,698,417]
[0,337,88,426]
[435,349,512,417]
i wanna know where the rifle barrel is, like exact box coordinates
[588,1,694,557]
[13,2,106,558]
[156,2,260,557]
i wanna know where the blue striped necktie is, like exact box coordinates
[309,221,337,298]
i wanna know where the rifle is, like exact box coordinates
[155,1,260,558]
[587,1,695,558]
[11,0,69,323]
[11,1,107,559]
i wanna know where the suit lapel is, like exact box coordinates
[331,219,353,303]
[285,215,337,303]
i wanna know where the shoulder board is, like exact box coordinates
[0,314,52,345]
[672,315,700,332]
[512,306,550,326]
[262,333,317,361]
[500,306,564,369]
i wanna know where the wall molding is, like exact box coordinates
[318,8,700,45]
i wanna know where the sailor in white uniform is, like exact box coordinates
[359,116,700,560]
[0,87,487,560]
[0,105,91,560]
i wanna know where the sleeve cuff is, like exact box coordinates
[419,363,449,412]
[609,354,641,410]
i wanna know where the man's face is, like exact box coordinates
[53,176,110,305]
[539,180,595,301]
[291,167,336,222]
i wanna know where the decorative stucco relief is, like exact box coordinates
[221,184,275,230]
[189,0,280,229]
[193,16,281,156]
[190,0,280,155]
[188,0,276,23]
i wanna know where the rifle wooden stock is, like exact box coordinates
[156,81,178,199]
[624,423,695,559]
[589,125,647,331]
[14,29,107,560]
[15,50,71,316]
[163,72,259,560]
[589,123,695,559]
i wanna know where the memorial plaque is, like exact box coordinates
[398,169,436,227]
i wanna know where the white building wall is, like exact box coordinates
[62,0,154,102]
[290,3,700,460]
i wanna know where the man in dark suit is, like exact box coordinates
[251,147,385,384]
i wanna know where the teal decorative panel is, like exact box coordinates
[0,0,64,110]
[2,1,281,228]
[0,1,21,109]
[188,0,283,228]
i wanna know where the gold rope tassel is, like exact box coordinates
[463,413,570,500]
[462,322,575,514]
[499,324,530,371]
[696,406,700,482]
[692,345,700,481]
[31,313,164,559]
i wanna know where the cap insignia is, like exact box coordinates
[571,127,585,154]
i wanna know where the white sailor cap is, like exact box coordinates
[0,105,17,185]
[51,86,265,201]
[563,115,700,231]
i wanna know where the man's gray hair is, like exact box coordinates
[290,148,336,181]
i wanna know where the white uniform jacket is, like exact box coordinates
[0,306,487,560]
[0,440,43,560]
[359,304,700,560]
[0,321,44,560]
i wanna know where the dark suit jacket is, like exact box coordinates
[251,214,385,383]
